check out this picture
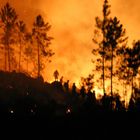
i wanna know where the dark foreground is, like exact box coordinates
[0,71,139,139]
[0,111,139,139]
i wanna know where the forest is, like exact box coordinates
[0,0,140,129]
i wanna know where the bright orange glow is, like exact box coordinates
[1,0,140,103]
[93,87,103,99]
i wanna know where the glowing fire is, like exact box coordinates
[0,0,139,105]
[93,87,104,99]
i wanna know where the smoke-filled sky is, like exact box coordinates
[1,0,140,83]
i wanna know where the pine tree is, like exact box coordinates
[32,15,54,77]
[92,0,111,94]
[16,20,26,72]
[24,32,33,73]
[117,41,140,100]
[126,41,140,95]
[0,3,17,71]
[106,17,127,95]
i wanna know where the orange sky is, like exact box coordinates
[1,0,140,84]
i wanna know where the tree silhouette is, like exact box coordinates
[105,17,127,95]
[116,40,140,104]
[126,41,140,95]
[24,32,33,73]
[93,0,127,96]
[115,44,128,96]
[32,15,54,77]
[16,20,26,72]
[0,3,17,71]
[92,0,111,94]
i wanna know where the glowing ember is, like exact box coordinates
[10,110,14,114]
[66,108,71,114]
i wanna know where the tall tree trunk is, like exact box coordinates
[111,46,113,96]
[102,16,107,95]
